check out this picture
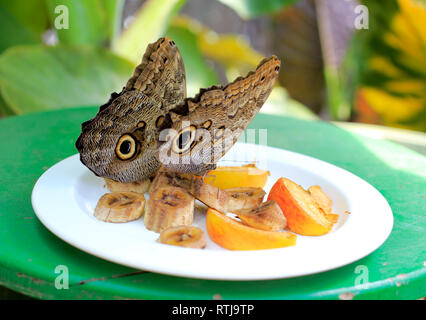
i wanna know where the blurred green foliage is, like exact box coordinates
[0,0,313,120]
[113,0,186,63]
[217,0,297,19]
[1,0,423,132]
[0,0,49,52]
[166,23,219,96]
[0,45,133,113]
[44,0,121,46]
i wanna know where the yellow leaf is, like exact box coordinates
[398,0,426,45]
[369,56,403,77]
[385,0,426,73]
[171,15,264,77]
[360,87,423,123]
[385,80,426,95]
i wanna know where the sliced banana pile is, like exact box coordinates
[158,225,206,249]
[94,192,146,223]
[93,167,289,249]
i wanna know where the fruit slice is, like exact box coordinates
[149,167,193,194]
[206,208,296,250]
[308,185,332,214]
[307,186,340,224]
[144,187,194,233]
[326,213,339,224]
[105,178,151,194]
[204,163,270,189]
[268,178,336,236]
[94,192,146,223]
[150,170,228,212]
[236,200,286,231]
[159,226,206,249]
[226,187,266,212]
[190,176,229,212]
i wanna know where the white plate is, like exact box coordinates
[31,143,393,280]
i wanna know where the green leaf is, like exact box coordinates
[103,0,125,46]
[45,0,119,46]
[0,0,48,53]
[218,0,297,19]
[166,25,219,97]
[0,93,14,117]
[114,0,186,64]
[324,67,351,120]
[0,45,134,114]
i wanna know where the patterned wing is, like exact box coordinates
[123,37,186,110]
[75,37,187,183]
[157,55,281,175]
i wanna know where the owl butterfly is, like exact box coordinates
[76,37,280,183]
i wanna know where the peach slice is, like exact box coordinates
[204,164,270,189]
[268,178,336,236]
[308,186,339,224]
[206,208,296,250]
[308,186,332,214]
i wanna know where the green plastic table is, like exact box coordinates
[0,108,425,300]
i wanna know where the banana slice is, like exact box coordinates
[151,170,229,213]
[105,178,151,194]
[94,192,146,223]
[226,187,266,212]
[236,200,286,231]
[144,187,195,233]
[158,225,206,249]
[190,176,229,213]
[149,168,193,194]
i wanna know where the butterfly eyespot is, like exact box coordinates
[172,126,196,154]
[260,76,265,82]
[275,66,280,73]
[169,40,175,47]
[160,38,165,44]
[115,134,137,160]
[137,121,146,128]
[163,57,168,64]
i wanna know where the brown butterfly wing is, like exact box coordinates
[124,37,186,109]
[76,37,187,183]
[157,56,281,175]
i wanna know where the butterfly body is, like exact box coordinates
[76,37,280,183]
